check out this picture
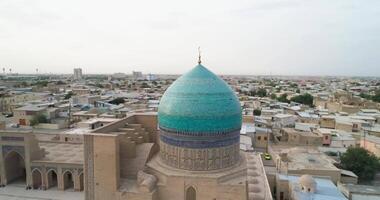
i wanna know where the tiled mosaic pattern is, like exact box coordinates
[158,64,242,133]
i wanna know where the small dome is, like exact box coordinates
[299,175,317,193]
[158,64,242,133]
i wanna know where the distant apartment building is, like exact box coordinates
[73,68,83,80]
[132,71,143,80]
[146,73,156,81]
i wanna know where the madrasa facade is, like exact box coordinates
[83,63,272,200]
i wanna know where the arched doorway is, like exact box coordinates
[32,169,42,189]
[186,186,196,200]
[47,170,58,189]
[63,171,74,190]
[4,151,26,185]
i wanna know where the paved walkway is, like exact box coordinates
[0,184,83,200]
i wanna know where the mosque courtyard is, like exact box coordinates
[0,184,83,200]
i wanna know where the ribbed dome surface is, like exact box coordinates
[158,64,242,133]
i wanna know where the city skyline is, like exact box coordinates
[1,0,380,76]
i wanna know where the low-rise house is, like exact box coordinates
[297,112,320,124]
[13,105,47,126]
[276,174,348,200]
[357,109,380,124]
[72,110,99,121]
[335,116,367,133]
[262,109,282,117]
[272,147,341,183]
[362,124,380,137]
[72,87,90,95]
[320,116,336,129]
[0,92,49,113]
[253,126,271,149]
[339,170,358,184]
[77,117,119,130]
[281,127,323,146]
[360,135,380,157]
[338,183,380,200]
[273,114,297,129]
[315,128,357,148]
[72,95,100,106]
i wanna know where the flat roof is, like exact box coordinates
[342,183,380,195]
[34,142,83,164]
[240,123,255,134]
[279,174,347,200]
[272,146,338,171]
[14,105,46,112]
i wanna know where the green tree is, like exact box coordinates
[360,91,380,103]
[34,80,48,87]
[253,109,261,116]
[141,82,150,88]
[277,94,290,103]
[248,90,256,96]
[64,91,74,99]
[270,93,277,100]
[21,81,28,87]
[340,147,380,181]
[290,93,314,106]
[290,83,298,88]
[372,90,380,102]
[95,83,104,88]
[56,80,66,85]
[256,88,267,97]
[109,97,125,105]
[30,114,48,126]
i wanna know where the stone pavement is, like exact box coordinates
[0,184,83,200]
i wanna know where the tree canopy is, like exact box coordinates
[64,91,74,99]
[290,93,314,106]
[30,114,48,126]
[253,109,261,116]
[277,93,290,103]
[248,88,267,97]
[109,97,125,105]
[340,147,380,181]
[360,90,380,103]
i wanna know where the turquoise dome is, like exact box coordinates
[158,64,242,133]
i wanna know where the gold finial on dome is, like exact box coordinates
[198,46,201,64]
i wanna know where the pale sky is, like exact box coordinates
[0,0,379,76]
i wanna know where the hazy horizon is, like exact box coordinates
[1,0,379,76]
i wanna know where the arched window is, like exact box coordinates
[186,186,196,200]
[31,169,42,189]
